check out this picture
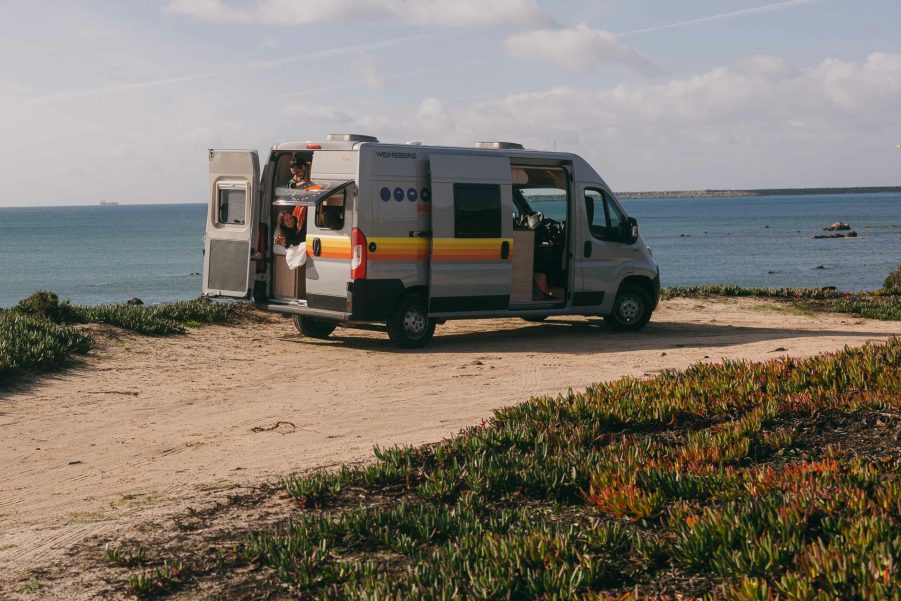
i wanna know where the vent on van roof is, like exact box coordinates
[327,134,379,143]
[475,141,524,150]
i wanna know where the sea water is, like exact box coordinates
[0,194,899,308]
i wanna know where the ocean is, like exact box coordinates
[1,193,899,308]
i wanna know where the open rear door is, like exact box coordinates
[203,149,259,299]
[428,154,513,315]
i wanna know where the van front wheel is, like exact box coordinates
[605,285,652,331]
[387,295,435,348]
[293,316,337,339]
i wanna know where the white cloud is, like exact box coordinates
[367,52,901,189]
[504,24,659,75]
[164,0,551,28]
[284,103,353,122]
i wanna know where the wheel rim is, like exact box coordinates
[616,295,644,324]
[403,306,427,339]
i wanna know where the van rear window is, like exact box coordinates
[217,186,246,225]
[453,184,501,238]
[316,189,346,230]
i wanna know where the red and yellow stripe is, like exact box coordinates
[431,238,512,262]
[305,235,352,259]
[368,237,429,261]
[303,236,513,262]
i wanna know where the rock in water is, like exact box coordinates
[824,221,851,231]
[126,297,144,306]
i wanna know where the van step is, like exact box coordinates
[509,301,564,310]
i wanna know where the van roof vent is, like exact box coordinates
[327,133,379,143]
[475,141,524,150]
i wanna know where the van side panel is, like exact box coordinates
[362,146,430,293]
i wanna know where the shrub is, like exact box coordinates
[0,312,92,383]
[14,290,77,323]
[885,262,901,293]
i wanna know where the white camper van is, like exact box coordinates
[203,135,660,348]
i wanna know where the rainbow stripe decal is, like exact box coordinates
[306,235,351,259]
[305,236,513,262]
[431,238,512,262]
[368,237,429,261]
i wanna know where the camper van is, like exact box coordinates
[203,135,660,348]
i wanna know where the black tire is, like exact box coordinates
[522,316,547,323]
[293,316,337,339]
[605,285,653,331]
[386,295,435,348]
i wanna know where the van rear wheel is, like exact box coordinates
[293,316,337,339]
[387,295,435,349]
[605,285,652,331]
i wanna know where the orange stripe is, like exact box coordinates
[433,254,501,261]
[370,252,429,261]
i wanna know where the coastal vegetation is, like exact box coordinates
[885,263,901,293]
[107,338,901,599]
[662,284,901,321]
[0,291,244,384]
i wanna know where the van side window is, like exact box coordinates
[585,188,625,242]
[217,185,246,225]
[316,189,345,230]
[454,183,501,238]
[606,196,625,230]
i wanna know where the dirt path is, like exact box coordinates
[1,297,899,596]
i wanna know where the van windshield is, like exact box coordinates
[274,180,353,206]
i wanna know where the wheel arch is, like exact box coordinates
[616,274,659,309]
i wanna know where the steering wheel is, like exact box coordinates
[536,216,564,245]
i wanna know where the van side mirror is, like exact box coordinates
[623,217,638,244]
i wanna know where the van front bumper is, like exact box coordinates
[652,270,661,309]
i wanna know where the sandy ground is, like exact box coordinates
[1,297,900,597]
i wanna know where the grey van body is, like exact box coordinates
[203,136,660,347]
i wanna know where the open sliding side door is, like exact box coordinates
[203,149,260,299]
[428,154,513,315]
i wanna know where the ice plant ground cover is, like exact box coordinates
[0,291,245,384]
[108,338,901,599]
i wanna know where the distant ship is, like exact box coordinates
[99,200,119,206]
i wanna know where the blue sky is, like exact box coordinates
[1,0,900,206]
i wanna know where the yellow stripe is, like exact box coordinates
[432,238,512,261]
[369,237,429,251]
[305,235,351,259]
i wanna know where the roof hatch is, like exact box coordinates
[327,134,379,143]
[475,141,524,150]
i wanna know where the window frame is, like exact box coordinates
[214,181,248,227]
[453,183,502,239]
[314,187,347,231]
[584,187,626,243]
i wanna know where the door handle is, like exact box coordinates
[583,240,592,258]
[500,240,510,260]
[312,237,322,257]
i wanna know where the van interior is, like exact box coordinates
[270,151,313,302]
[510,166,570,308]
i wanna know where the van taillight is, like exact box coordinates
[256,223,268,273]
[351,227,367,280]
